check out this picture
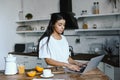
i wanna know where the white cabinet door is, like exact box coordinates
[14,55,37,69]
[14,55,47,69]
[97,62,105,72]
[36,58,42,66]
[24,56,37,69]
[25,60,36,69]
[36,58,47,68]
[105,63,120,80]
[105,63,114,80]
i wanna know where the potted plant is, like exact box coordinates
[103,39,114,60]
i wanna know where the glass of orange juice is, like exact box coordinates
[18,64,25,74]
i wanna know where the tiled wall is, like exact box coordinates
[66,34,119,54]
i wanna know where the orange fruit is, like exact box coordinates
[27,71,36,77]
[35,66,44,72]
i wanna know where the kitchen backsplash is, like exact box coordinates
[66,35,119,54]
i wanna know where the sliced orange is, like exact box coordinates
[35,66,44,72]
[27,71,36,77]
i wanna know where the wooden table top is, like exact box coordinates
[0,68,109,80]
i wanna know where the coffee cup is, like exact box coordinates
[43,69,52,77]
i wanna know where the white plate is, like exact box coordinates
[40,74,54,78]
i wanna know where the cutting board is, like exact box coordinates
[51,67,65,74]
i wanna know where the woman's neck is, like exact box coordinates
[52,32,62,40]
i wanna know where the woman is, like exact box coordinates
[38,13,84,71]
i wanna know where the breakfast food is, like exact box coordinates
[35,66,44,72]
[27,71,36,77]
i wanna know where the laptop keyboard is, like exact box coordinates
[79,66,86,73]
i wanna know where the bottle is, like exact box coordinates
[96,2,99,14]
[82,19,88,29]
[93,2,97,14]
[19,11,23,20]
[93,2,99,14]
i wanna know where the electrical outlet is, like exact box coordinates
[75,38,80,43]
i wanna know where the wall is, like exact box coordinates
[22,0,59,20]
[0,0,21,70]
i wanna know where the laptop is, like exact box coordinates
[64,55,105,74]
[79,55,105,74]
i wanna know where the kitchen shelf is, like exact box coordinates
[16,18,50,23]
[75,28,120,32]
[16,30,45,34]
[74,28,120,36]
[75,13,120,19]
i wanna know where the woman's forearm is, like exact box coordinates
[45,58,81,71]
[68,57,78,65]
[45,58,68,67]
[68,57,85,66]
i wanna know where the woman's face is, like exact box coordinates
[53,19,65,34]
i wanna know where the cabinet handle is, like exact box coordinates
[37,63,42,65]
[24,57,28,58]
[106,64,112,68]
[24,61,28,63]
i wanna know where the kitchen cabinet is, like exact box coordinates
[104,63,120,80]
[97,62,105,72]
[75,13,120,36]
[14,55,36,69]
[14,55,47,69]
[36,58,47,68]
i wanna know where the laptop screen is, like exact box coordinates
[82,55,105,73]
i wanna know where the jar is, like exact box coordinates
[82,20,88,29]
[93,24,97,29]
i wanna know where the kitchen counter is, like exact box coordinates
[9,52,38,57]
[0,68,109,80]
[9,52,119,67]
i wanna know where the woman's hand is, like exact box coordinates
[76,62,88,67]
[64,63,80,71]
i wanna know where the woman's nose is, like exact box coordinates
[62,26,65,29]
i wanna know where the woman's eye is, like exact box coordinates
[58,24,62,26]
